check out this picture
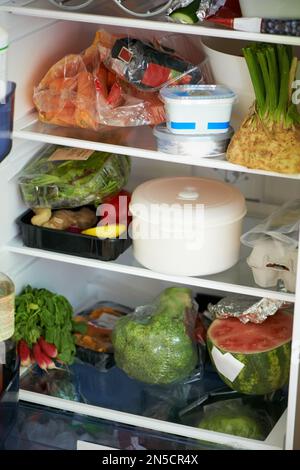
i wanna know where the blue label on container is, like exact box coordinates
[171,122,196,130]
[175,91,190,97]
[207,122,230,130]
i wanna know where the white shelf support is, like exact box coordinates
[1,0,300,46]
[285,229,300,450]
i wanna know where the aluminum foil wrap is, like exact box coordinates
[197,0,226,20]
[208,295,288,324]
[167,0,195,15]
[167,0,226,20]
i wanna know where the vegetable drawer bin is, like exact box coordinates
[130,177,246,276]
[0,82,16,163]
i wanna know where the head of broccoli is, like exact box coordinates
[112,287,198,385]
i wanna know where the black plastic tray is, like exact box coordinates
[18,209,132,261]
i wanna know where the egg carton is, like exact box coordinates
[247,239,298,293]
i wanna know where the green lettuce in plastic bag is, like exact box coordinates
[18,145,131,209]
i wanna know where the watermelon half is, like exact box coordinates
[207,310,293,395]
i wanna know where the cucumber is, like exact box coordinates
[169,0,200,25]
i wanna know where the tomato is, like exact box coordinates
[98,190,132,226]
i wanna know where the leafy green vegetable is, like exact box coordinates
[19,146,131,209]
[112,287,198,385]
[14,286,76,364]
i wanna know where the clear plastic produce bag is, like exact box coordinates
[241,199,300,249]
[112,287,203,385]
[241,200,300,293]
[33,30,210,129]
[18,145,131,209]
[195,398,275,440]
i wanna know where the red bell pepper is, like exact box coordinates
[98,190,132,227]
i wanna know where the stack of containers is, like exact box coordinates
[155,85,236,158]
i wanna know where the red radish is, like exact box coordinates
[18,340,31,367]
[32,343,48,371]
[38,337,58,358]
[30,351,35,365]
[42,353,57,370]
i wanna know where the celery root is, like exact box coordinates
[227,43,300,174]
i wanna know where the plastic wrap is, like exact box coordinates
[18,145,131,209]
[99,33,204,92]
[74,301,132,367]
[241,200,300,249]
[34,30,209,129]
[112,287,202,385]
[21,366,81,402]
[196,399,274,440]
[241,200,300,293]
[208,295,288,324]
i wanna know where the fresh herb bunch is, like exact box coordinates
[19,147,131,209]
[14,286,79,364]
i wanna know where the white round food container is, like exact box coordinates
[130,177,246,276]
[201,37,255,129]
[239,0,300,19]
[153,124,234,158]
[160,85,236,135]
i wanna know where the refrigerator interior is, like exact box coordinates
[0,10,299,450]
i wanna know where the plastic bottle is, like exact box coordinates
[0,27,8,103]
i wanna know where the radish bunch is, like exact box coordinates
[18,337,58,371]
[15,286,77,366]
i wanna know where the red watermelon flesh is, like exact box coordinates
[209,310,293,354]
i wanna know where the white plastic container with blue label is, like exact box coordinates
[160,85,236,135]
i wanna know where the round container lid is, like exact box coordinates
[160,85,236,102]
[153,124,234,142]
[130,177,246,228]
